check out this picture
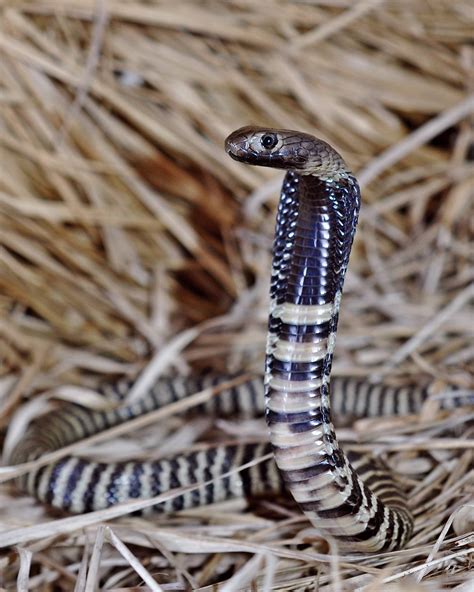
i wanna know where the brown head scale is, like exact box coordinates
[225,126,350,180]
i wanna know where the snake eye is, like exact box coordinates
[260,133,278,150]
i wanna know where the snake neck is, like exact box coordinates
[265,171,402,548]
[266,170,360,399]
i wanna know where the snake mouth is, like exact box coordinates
[226,145,244,161]
[225,142,260,165]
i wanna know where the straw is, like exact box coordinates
[0,0,472,589]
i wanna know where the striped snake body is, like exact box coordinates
[228,127,409,552]
[11,374,467,524]
[9,127,472,552]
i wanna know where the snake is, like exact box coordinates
[8,127,473,553]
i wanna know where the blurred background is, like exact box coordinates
[0,0,473,587]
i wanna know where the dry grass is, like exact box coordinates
[0,0,473,590]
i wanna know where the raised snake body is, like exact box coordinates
[9,127,473,553]
[227,127,411,552]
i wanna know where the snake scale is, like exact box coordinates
[8,127,473,553]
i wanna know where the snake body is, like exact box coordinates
[10,374,467,520]
[227,127,412,552]
[9,127,473,552]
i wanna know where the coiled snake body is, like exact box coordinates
[9,127,472,552]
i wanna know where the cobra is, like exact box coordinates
[8,127,472,552]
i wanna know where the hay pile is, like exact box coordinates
[0,0,473,589]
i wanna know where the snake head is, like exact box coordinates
[225,126,350,179]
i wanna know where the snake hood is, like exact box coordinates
[225,126,350,179]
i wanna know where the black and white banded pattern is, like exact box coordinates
[9,373,470,519]
[226,126,414,552]
[13,435,281,515]
[8,126,473,553]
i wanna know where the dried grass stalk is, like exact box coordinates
[0,0,473,589]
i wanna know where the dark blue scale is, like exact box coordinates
[105,462,127,506]
[283,275,331,289]
[203,448,217,504]
[282,416,326,434]
[149,461,164,500]
[168,459,181,490]
[167,459,185,511]
[272,177,358,318]
[285,272,336,307]
[220,444,238,498]
[44,457,72,505]
[269,371,325,385]
[128,462,145,498]
[287,258,331,272]
[270,320,332,342]
[269,357,324,377]
[282,460,348,484]
[271,172,299,277]
[63,459,87,510]
[266,408,322,425]
[185,452,203,507]
[82,462,108,512]
[301,235,331,247]
[280,293,331,306]
[240,443,260,496]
